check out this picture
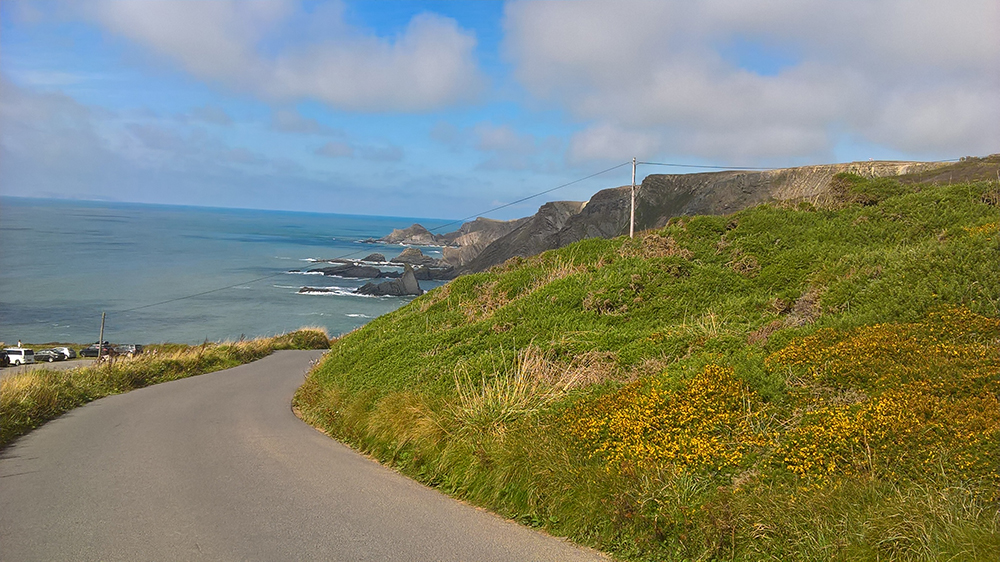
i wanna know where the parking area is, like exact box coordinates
[1,359,96,380]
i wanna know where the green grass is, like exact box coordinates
[1,328,330,448]
[295,176,1000,561]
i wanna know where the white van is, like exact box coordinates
[5,348,35,365]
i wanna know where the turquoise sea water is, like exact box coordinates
[0,197,449,345]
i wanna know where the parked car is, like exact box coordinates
[34,349,65,363]
[1,350,8,368]
[4,348,35,365]
[80,342,114,358]
[114,344,144,356]
[54,346,77,359]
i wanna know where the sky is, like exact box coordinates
[1,0,998,220]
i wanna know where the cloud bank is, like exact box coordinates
[82,0,484,112]
[504,0,1000,164]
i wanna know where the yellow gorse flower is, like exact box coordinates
[565,364,764,472]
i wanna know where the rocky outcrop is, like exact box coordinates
[308,264,390,278]
[390,247,439,267]
[459,160,952,273]
[381,224,439,245]
[459,201,587,274]
[361,253,387,263]
[378,217,528,267]
[356,265,423,296]
[440,217,530,267]
[413,265,457,281]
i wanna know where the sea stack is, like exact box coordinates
[356,264,423,296]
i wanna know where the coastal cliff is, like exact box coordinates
[379,156,996,276]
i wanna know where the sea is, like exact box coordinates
[0,197,452,345]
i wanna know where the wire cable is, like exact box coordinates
[114,161,631,313]
[118,272,289,313]
[426,161,631,233]
[638,161,775,170]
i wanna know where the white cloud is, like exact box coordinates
[504,0,1000,163]
[187,105,233,126]
[270,108,340,135]
[80,0,484,112]
[358,145,404,162]
[315,141,354,159]
[474,123,535,155]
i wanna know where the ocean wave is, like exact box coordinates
[272,284,300,289]
[285,270,325,275]
[345,313,373,318]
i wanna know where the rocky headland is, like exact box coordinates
[297,156,996,295]
[386,158,987,276]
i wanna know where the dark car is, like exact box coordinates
[1,350,8,368]
[80,342,115,358]
[35,349,65,363]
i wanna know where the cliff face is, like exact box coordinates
[441,216,529,267]
[459,201,586,274]
[461,159,952,272]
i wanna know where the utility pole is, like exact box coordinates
[630,157,636,238]
[98,312,106,362]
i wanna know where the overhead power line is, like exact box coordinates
[110,154,973,315]
[426,161,631,233]
[638,161,775,170]
[114,161,631,314]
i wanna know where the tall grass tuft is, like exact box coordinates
[1,328,329,448]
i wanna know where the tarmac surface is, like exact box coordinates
[0,350,607,561]
[0,358,96,379]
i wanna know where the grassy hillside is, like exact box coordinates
[295,176,999,561]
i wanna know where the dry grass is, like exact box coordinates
[1,328,330,448]
[619,233,694,260]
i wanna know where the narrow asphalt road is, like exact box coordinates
[0,350,607,561]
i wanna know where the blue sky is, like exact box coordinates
[2,1,997,220]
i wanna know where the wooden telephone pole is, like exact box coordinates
[97,312,106,361]
[630,157,636,238]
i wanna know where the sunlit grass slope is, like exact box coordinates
[1,329,330,448]
[296,176,1000,561]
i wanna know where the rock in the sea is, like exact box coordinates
[380,224,440,245]
[361,253,387,263]
[356,264,423,296]
[298,286,336,294]
[390,247,440,267]
[309,264,384,278]
[413,265,458,281]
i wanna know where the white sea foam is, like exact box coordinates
[345,313,373,318]
[286,270,325,275]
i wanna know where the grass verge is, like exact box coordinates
[1,328,330,449]
[295,175,1000,560]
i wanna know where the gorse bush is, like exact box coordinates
[769,307,1000,484]
[565,364,765,473]
[1,328,329,448]
[296,177,1000,561]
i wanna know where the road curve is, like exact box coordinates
[0,350,607,561]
